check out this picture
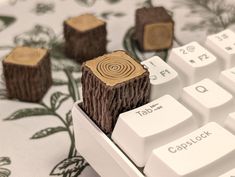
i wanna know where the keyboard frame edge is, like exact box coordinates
[72,102,145,177]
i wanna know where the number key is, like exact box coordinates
[205,29,235,69]
[141,56,182,100]
[168,42,220,86]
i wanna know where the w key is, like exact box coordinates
[181,79,234,125]
[219,67,235,95]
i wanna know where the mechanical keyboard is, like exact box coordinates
[72,29,235,177]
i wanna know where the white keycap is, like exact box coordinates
[168,41,220,86]
[144,122,235,177]
[181,79,234,125]
[112,95,197,167]
[219,67,235,95]
[219,168,235,177]
[225,112,235,134]
[205,29,235,69]
[141,56,182,100]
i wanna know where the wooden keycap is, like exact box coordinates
[64,14,107,63]
[2,46,52,102]
[135,7,174,51]
[81,50,150,134]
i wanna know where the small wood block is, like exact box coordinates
[135,7,174,51]
[64,14,107,63]
[81,50,150,134]
[2,46,52,102]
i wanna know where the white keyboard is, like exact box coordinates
[72,29,235,177]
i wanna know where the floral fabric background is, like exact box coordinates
[1,0,235,176]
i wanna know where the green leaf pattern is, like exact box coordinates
[31,126,67,139]
[0,157,11,177]
[50,156,88,176]
[50,92,70,111]
[4,108,53,121]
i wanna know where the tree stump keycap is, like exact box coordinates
[2,46,52,102]
[81,50,151,134]
[64,14,107,63]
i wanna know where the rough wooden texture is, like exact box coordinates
[2,47,52,102]
[81,51,150,134]
[64,14,107,63]
[135,6,174,51]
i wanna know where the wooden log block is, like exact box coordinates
[2,46,52,102]
[64,14,107,63]
[81,50,150,134]
[135,7,174,51]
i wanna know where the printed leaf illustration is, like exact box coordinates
[100,11,125,19]
[113,12,125,17]
[65,70,80,102]
[31,126,67,139]
[100,11,112,19]
[32,3,55,15]
[66,111,73,127]
[50,40,66,59]
[137,0,153,8]
[74,0,96,7]
[13,24,56,49]
[52,78,68,86]
[50,92,70,110]
[4,108,53,120]
[123,27,139,60]
[0,168,11,177]
[0,157,11,167]
[123,27,169,61]
[0,157,11,177]
[0,16,16,32]
[174,0,235,34]
[50,156,88,176]
[104,0,121,4]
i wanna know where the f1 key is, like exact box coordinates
[141,56,182,100]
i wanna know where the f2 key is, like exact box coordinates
[168,41,220,86]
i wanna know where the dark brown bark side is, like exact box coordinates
[64,22,107,63]
[135,6,174,51]
[81,65,150,134]
[2,52,52,102]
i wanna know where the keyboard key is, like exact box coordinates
[141,56,182,100]
[112,95,197,167]
[205,29,235,69]
[219,168,235,177]
[219,67,235,95]
[225,113,235,134]
[168,41,220,86]
[181,79,234,125]
[144,122,235,177]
